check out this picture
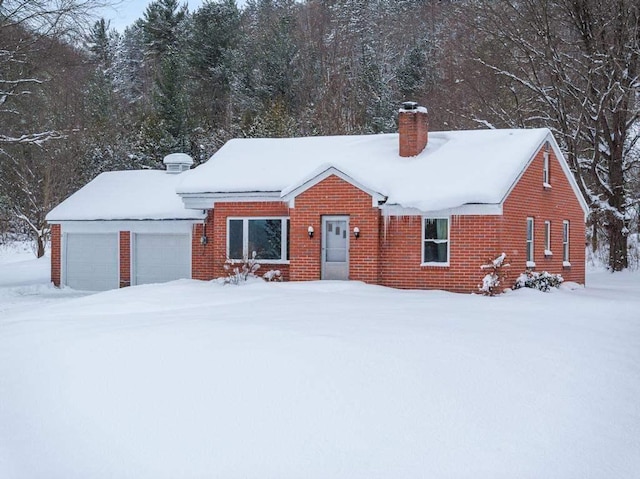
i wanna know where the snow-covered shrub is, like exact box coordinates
[514,270,563,292]
[478,253,510,296]
[223,252,260,285]
[263,270,282,282]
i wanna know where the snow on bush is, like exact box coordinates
[514,270,564,292]
[223,252,260,285]
[478,253,510,296]
[223,255,284,284]
[263,270,282,282]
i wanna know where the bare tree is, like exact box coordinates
[0,0,114,256]
[464,0,640,271]
[1,1,112,146]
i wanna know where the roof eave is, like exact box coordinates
[280,165,386,208]
[178,191,284,209]
[499,130,590,220]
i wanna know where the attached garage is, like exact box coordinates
[132,233,191,285]
[46,155,206,292]
[64,233,119,291]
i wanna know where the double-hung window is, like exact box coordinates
[423,218,449,264]
[228,217,290,262]
[526,217,535,267]
[562,220,570,265]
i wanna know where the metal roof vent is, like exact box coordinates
[163,153,194,174]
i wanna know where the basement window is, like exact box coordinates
[228,217,290,262]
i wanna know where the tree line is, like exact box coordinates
[0,0,638,270]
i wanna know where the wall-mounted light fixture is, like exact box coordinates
[308,226,314,238]
[353,227,360,239]
[200,222,208,245]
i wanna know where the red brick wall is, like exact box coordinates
[379,215,501,292]
[500,146,586,285]
[290,175,381,282]
[378,146,586,292]
[198,202,292,281]
[50,224,61,286]
[119,231,130,288]
[192,214,217,280]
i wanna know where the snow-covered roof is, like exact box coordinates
[46,170,205,222]
[176,129,553,212]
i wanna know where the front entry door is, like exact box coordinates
[322,216,349,280]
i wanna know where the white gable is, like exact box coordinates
[176,129,554,212]
[46,170,205,222]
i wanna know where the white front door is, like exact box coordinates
[322,216,349,280]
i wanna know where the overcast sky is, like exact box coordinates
[99,0,247,32]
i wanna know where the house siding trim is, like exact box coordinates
[181,192,281,209]
[51,220,198,234]
[382,203,503,217]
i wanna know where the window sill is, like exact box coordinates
[229,259,290,265]
[421,262,450,268]
[563,261,571,268]
[526,261,536,268]
[544,250,553,257]
[543,182,552,189]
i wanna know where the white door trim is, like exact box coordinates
[321,215,349,280]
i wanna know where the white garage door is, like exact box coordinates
[65,233,119,291]
[133,234,191,286]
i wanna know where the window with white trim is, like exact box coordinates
[526,217,535,266]
[423,218,449,264]
[543,151,550,186]
[228,217,290,261]
[563,220,570,264]
[544,220,552,256]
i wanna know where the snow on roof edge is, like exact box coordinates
[46,170,205,222]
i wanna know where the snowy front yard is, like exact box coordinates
[0,248,638,478]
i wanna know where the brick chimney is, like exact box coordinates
[398,101,428,157]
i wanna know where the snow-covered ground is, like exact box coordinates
[0,246,638,479]
[0,243,90,317]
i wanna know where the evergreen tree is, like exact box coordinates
[235,0,301,134]
[141,0,191,156]
[142,0,188,58]
[189,0,241,131]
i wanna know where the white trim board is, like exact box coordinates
[54,220,198,234]
[382,203,503,217]
[180,192,282,209]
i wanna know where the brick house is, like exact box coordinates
[47,104,588,292]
